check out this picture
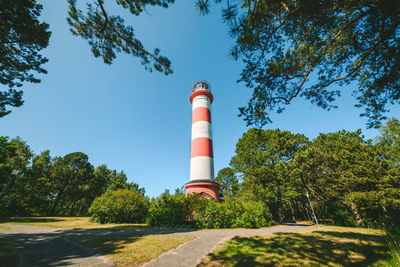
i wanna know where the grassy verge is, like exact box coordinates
[67,235,195,266]
[199,225,389,266]
[0,225,12,230]
[385,226,400,266]
[0,237,18,267]
[0,216,155,231]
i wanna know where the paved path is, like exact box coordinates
[0,224,113,267]
[0,223,309,267]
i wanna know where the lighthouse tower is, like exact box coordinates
[185,81,220,201]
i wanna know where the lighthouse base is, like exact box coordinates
[185,180,220,202]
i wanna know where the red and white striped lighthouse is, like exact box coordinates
[185,81,220,201]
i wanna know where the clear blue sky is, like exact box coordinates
[2,1,399,198]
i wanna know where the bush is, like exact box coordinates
[146,191,273,229]
[147,191,187,226]
[146,192,208,226]
[89,189,149,224]
[194,199,273,229]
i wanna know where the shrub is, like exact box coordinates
[147,191,186,226]
[194,199,273,229]
[89,189,149,224]
[146,191,273,229]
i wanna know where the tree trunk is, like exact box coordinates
[69,201,76,216]
[288,200,296,222]
[351,202,365,227]
[276,186,284,223]
[51,186,66,215]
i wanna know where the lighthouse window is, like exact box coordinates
[194,82,209,90]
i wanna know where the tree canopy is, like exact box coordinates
[220,118,400,227]
[230,128,308,222]
[67,0,173,74]
[0,0,50,117]
[197,0,400,128]
[0,136,144,216]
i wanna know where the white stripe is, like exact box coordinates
[190,156,215,181]
[192,95,210,110]
[191,121,212,140]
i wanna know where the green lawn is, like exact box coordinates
[0,237,18,267]
[199,225,390,267]
[67,235,195,266]
[0,225,12,230]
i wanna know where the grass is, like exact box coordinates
[0,237,18,267]
[0,225,12,230]
[199,225,390,267]
[67,234,196,266]
[0,216,156,231]
[385,227,400,266]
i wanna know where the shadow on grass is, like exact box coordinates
[313,230,384,243]
[0,216,194,233]
[202,230,388,267]
[67,235,143,256]
[0,217,63,224]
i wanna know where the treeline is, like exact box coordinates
[1,118,399,230]
[215,118,400,228]
[0,137,143,216]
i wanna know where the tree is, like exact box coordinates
[0,0,50,117]
[291,130,393,227]
[375,118,400,225]
[215,167,239,198]
[196,0,400,128]
[0,137,34,215]
[49,152,95,215]
[19,150,53,214]
[376,118,400,165]
[230,128,308,222]
[0,137,32,197]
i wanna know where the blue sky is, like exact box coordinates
[2,1,399,198]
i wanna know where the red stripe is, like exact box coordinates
[192,107,211,124]
[191,138,213,158]
[190,90,213,104]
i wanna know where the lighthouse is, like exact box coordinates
[185,81,220,201]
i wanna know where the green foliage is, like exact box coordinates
[291,129,399,227]
[230,128,308,222]
[198,0,400,128]
[377,118,400,165]
[67,0,173,74]
[147,191,272,229]
[385,226,400,266]
[0,137,33,215]
[0,136,145,217]
[194,199,273,229]
[146,190,189,226]
[215,167,239,198]
[0,0,51,117]
[223,121,400,228]
[89,189,149,224]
